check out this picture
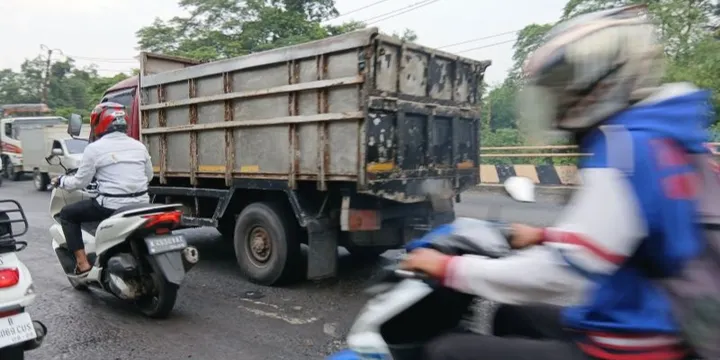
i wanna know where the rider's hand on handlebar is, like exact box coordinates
[400,248,453,279]
[510,224,544,249]
[50,176,63,188]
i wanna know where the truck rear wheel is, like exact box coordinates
[233,202,302,286]
[33,171,49,191]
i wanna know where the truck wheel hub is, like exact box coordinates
[249,227,271,263]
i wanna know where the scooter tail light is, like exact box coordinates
[0,268,20,288]
[142,211,182,230]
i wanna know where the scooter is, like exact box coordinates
[0,200,47,360]
[47,156,200,319]
[327,176,535,360]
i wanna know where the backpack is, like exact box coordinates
[602,125,720,359]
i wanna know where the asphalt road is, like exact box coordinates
[0,179,564,360]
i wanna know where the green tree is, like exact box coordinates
[391,29,419,42]
[0,55,130,120]
[507,23,554,81]
[136,0,416,61]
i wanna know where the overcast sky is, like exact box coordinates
[0,0,566,85]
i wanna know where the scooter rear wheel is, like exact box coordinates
[136,256,178,319]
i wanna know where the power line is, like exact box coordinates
[361,0,439,24]
[456,39,516,53]
[437,29,521,49]
[332,0,395,20]
[65,55,136,63]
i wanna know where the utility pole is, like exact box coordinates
[39,44,63,105]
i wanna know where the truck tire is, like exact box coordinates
[4,160,20,181]
[233,202,302,286]
[33,171,49,191]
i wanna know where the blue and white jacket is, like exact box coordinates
[443,83,713,360]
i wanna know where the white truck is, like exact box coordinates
[1,115,68,180]
[19,124,89,191]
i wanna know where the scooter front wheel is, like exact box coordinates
[0,345,24,360]
[136,257,178,319]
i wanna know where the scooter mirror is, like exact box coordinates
[503,176,536,203]
[68,114,82,137]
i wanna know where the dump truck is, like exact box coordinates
[95,27,490,285]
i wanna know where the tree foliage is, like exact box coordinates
[0,57,129,120]
[136,0,415,62]
[0,0,417,120]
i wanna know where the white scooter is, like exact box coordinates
[46,117,200,318]
[0,200,47,360]
[327,176,535,360]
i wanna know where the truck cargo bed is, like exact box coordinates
[140,27,490,203]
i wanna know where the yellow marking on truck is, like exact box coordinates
[198,165,226,172]
[366,162,394,173]
[152,166,160,172]
[240,165,260,173]
[456,160,474,169]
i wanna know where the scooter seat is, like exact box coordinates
[81,221,101,237]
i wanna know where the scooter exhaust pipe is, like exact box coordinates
[181,246,199,271]
[23,320,47,351]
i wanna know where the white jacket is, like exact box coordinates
[60,132,153,209]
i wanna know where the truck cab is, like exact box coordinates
[100,77,141,140]
[0,104,67,180]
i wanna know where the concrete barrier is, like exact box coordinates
[478,164,581,186]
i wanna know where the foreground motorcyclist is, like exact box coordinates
[52,102,153,278]
[402,5,711,360]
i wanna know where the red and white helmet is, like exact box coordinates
[516,5,665,139]
[89,102,127,141]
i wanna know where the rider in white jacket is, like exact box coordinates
[53,102,153,277]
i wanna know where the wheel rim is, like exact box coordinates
[34,174,41,189]
[246,226,272,266]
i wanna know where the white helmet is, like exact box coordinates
[516,5,665,137]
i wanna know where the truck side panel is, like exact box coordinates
[141,30,375,187]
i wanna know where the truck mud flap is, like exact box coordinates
[306,218,338,280]
[151,252,186,285]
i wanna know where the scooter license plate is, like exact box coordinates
[0,312,37,348]
[145,234,187,255]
